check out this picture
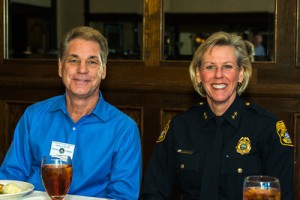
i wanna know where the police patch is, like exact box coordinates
[276,120,293,146]
[156,120,171,143]
[236,137,251,155]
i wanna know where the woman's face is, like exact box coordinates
[196,45,244,108]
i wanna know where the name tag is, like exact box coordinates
[50,141,75,159]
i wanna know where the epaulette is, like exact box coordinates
[189,101,206,111]
[243,101,278,120]
[245,101,293,147]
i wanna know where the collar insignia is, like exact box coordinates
[203,112,208,120]
[236,137,251,155]
[276,120,293,146]
[231,112,238,120]
[156,120,171,143]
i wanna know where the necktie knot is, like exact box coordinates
[215,116,225,127]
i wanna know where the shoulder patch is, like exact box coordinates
[276,120,293,147]
[156,120,171,143]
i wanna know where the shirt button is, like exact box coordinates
[226,155,230,158]
[180,164,185,169]
[72,127,76,131]
[237,168,243,173]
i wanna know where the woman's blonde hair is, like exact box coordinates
[189,31,252,97]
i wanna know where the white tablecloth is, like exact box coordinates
[22,190,110,199]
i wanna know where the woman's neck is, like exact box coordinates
[207,94,236,116]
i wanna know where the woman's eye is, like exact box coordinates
[205,65,215,70]
[223,65,233,69]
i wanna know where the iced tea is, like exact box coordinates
[243,187,280,200]
[41,164,72,200]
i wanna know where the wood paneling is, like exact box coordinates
[0,0,300,199]
[297,0,300,67]
[0,101,33,163]
[160,108,186,129]
[294,113,300,199]
[144,0,162,66]
[118,105,144,141]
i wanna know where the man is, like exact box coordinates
[252,32,266,56]
[0,26,142,199]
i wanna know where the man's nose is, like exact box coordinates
[77,61,88,73]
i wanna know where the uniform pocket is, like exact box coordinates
[220,155,263,199]
[176,149,199,171]
[175,148,205,189]
[222,155,262,175]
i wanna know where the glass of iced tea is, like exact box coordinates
[243,175,281,200]
[41,155,72,200]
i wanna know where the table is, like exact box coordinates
[22,190,110,199]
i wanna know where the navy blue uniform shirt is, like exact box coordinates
[143,96,294,200]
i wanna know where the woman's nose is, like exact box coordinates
[214,66,224,77]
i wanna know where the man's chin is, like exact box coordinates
[69,90,99,99]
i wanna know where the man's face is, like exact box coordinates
[58,38,106,100]
[253,35,263,45]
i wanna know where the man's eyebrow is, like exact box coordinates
[88,56,100,60]
[67,54,79,58]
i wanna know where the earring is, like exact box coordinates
[197,82,202,88]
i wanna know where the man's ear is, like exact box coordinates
[101,65,107,80]
[58,58,63,78]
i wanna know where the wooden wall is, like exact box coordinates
[0,0,300,199]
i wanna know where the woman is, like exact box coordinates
[142,32,294,199]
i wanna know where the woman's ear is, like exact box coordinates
[238,66,245,83]
[196,67,201,84]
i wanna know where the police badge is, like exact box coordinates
[236,137,251,155]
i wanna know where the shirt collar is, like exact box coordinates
[48,94,67,113]
[48,92,108,122]
[201,102,215,125]
[201,96,243,128]
[222,96,243,128]
[92,92,109,122]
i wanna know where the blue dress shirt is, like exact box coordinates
[0,92,142,199]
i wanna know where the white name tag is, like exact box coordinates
[50,141,75,159]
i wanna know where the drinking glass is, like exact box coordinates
[41,156,72,200]
[243,175,281,200]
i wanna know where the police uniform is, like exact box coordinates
[143,96,294,200]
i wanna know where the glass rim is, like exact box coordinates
[42,155,71,159]
[42,155,72,165]
[244,175,279,182]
